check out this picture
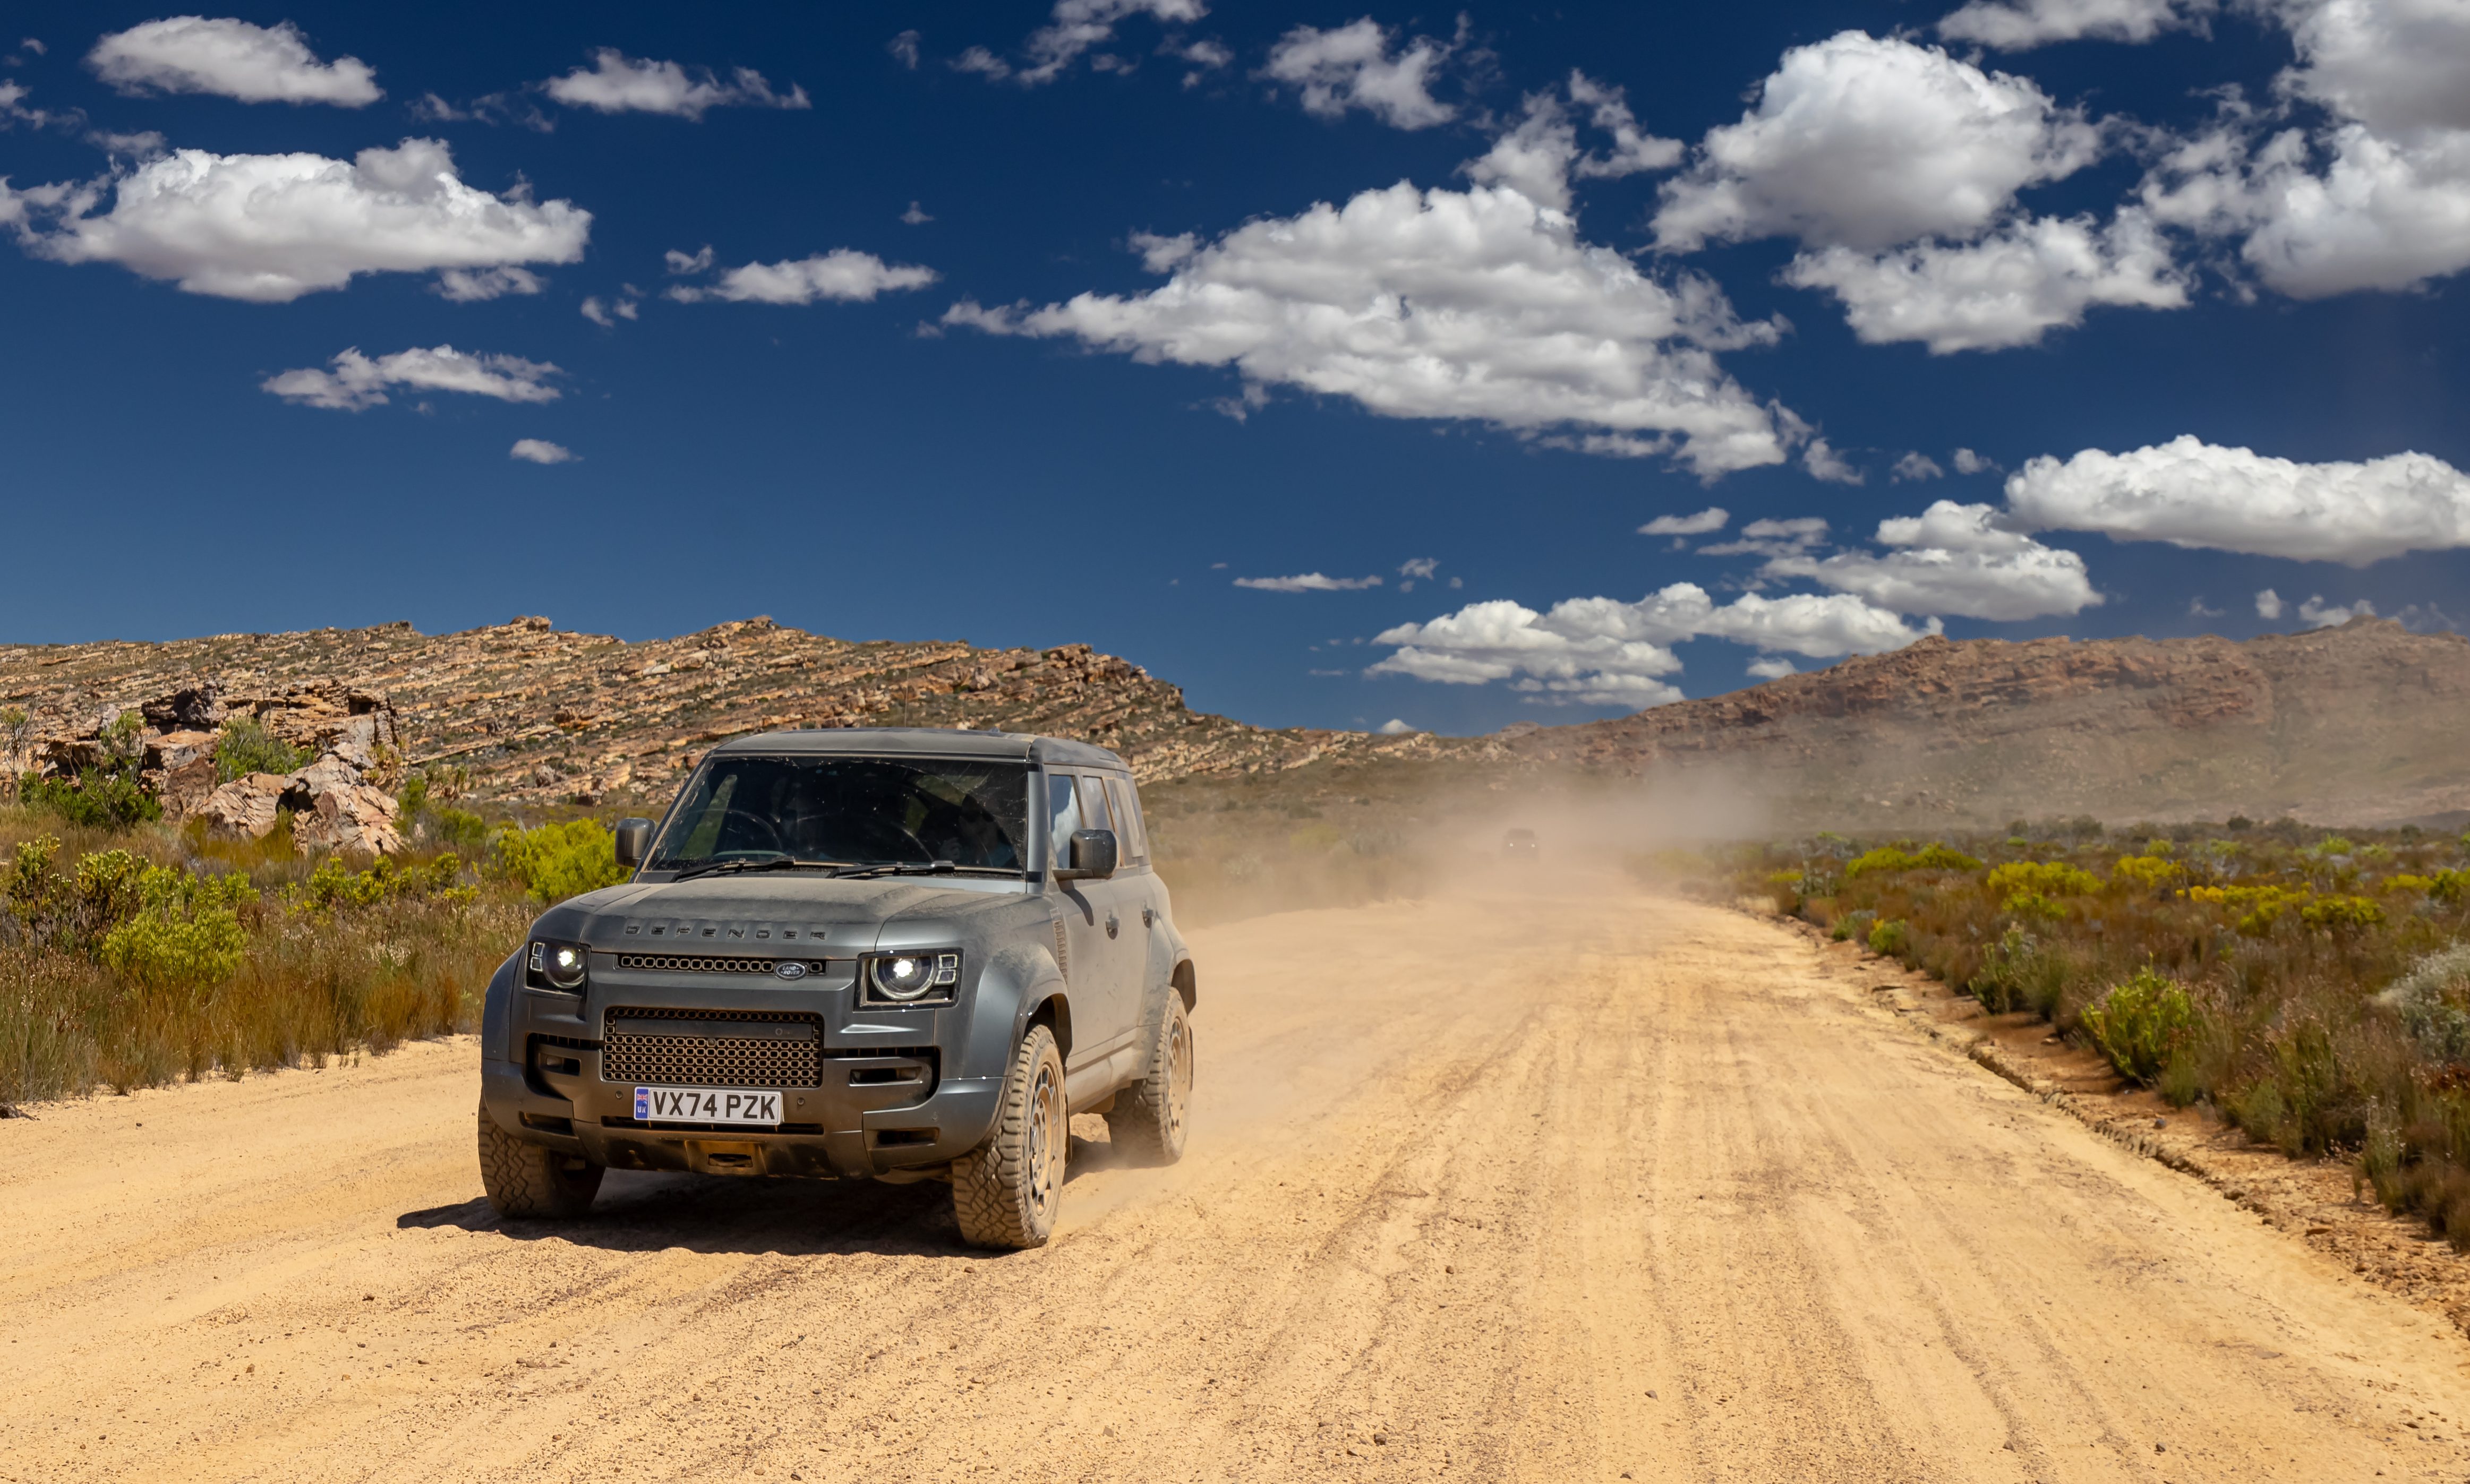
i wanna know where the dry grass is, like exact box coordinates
[1698,820,2470,1242]
[0,803,539,1107]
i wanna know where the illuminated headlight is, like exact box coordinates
[867,951,960,1003]
[528,939,588,992]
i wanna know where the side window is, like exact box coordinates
[1104,776,1148,863]
[1077,773,1116,836]
[1045,773,1082,868]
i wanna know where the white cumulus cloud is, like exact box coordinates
[2140,0,2470,297]
[88,17,379,106]
[2004,434,2470,564]
[1767,500,2101,619]
[1894,452,1946,482]
[1746,656,1799,680]
[2255,588,2285,619]
[262,346,563,411]
[1936,0,2216,50]
[1261,17,1455,130]
[1640,507,1729,536]
[2299,594,2375,627]
[942,132,1792,477]
[541,49,808,119]
[510,438,577,464]
[1784,208,2187,352]
[1235,572,1382,592]
[2,138,588,302]
[1369,585,1934,707]
[1375,718,1417,734]
[1652,32,2101,253]
[668,249,938,305]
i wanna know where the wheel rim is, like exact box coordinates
[1165,1012,1192,1143]
[1026,1060,1063,1217]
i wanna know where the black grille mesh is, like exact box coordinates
[616,954,826,975]
[602,1008,824,1088]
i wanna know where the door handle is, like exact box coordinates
[1141,905,1154,928]
[1104,912,1120,939]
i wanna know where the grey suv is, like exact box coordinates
[476,728,1196,1248]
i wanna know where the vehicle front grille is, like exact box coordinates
[616,954,827,975]
[602,1007,824,1088]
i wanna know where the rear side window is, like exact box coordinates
[1104,776,1148,863]
[1077,773,1115,835]
[1045,773,1082,867]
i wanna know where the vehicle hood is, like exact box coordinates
[531,874,1036,954]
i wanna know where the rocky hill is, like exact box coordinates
[0,616,1452,816]
[1504,617,2470,828]
[6,613,2465,835]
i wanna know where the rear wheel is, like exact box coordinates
[476,1102,603,1219]
[952,1025,1066,1249]
[1106,996,1193,1165]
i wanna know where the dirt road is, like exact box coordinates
[8,881,2468,1482]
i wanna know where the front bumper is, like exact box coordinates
[481,967,1003,1179]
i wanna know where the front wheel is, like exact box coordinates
[1106,996,1193,1165]
[952,1026,1066,1249]
[476,1101,603,1219]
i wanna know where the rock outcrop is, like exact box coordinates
[194,757,405,855]
[0,616,1442,811]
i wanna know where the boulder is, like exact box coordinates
[290,780,404,857]
[195,753,404,855]
[198,773,292,840]
[157,751,221,823]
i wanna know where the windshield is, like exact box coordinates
[649,756,1029,872]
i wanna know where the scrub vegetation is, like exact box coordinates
[1710,818,2470,1245]
[0,773,629,1108]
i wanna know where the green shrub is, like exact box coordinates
[2300,894,2384,932]
[492,819,630,904]
[22,770,161,829]
[100,908,249,992]
[1844,843,1981,881]
[2080,967,2196,1084]
[293,854,472,912]
[1868,917,1910,956]
[1987,860,2102,904]
[1970,927,2066,1015]
[2111,854,2184,891]
[214,717,310,783]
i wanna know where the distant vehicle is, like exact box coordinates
[476,728,1197,1249]
[1503,827,1539,862]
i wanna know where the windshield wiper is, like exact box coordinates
[828,860,959,880]
[665,855,848,884]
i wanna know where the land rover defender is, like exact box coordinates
[475,728,1196,1248]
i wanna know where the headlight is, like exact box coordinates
[866,951,961,1004]
[528,939,588,992]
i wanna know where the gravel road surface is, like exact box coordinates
[6,882,2466,1482]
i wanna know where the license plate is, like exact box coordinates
[634,1086,782,1126]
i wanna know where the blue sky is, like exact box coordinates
[3,2,2467,735]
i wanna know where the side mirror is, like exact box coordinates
[1056,828,1118,882]
[612,817,654,869]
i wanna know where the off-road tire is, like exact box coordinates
[952,1026,1066,1249]
[476,1101,603,1219]
[1105,996,1193,1165]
